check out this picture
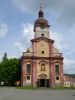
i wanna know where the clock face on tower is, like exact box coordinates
[40,26,45,31]
[40,26,45,37]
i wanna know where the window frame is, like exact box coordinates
[27,76,30,80]
[26,64,31,74]
[56,76,59,80]
[55,64,59,75]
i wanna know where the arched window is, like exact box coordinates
[26,64,31,74]
[41,63,45,71]
[55,65,59,75]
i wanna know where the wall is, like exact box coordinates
[36,60,50,79]
[34,40,49,57]
[35,27,49,38]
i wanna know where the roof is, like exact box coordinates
[31,37,54,43]
[34,7,50,32]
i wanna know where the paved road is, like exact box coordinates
[0,87,75,100]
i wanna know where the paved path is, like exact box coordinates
[0,87,75,100]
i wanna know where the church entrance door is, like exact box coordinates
[39,74,47,87]
[40,79,45,87]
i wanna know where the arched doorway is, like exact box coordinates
[40,79,45,87]
[39,74,47,87]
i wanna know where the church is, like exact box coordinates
[21,7,64,88]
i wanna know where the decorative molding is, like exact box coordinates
[39,74,47,79]
[38,60,48,65]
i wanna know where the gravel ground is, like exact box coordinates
[0,87,75,100]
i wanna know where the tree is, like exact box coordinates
[0,53,21,86]
[2,52,8,61]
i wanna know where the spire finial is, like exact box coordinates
[38,4,44,18]
[40,4,43,11]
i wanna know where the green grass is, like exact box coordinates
[16,86,75,90]
[51,86,65,90]
[51,86,75,90]
[16,86,37,90]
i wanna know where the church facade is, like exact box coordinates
[21,8,64,88]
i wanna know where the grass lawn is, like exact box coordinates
[16,86,37,90]
[16,86,75,90]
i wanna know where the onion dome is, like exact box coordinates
[34,7,50,32]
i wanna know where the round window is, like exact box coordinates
[56,76,59,80]
[27,76,30,80]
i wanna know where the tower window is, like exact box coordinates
[42,51,44,54]
[26,64,31,74]
[56,76,59,80]
[41,34,44,37]
[55,65,59,75]
[27,76,30,80]
[40,26,45,29]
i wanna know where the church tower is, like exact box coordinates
[34,7,50,38]
[21,7,64,88]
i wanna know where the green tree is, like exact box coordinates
[0,53,21,86]
[2,52,8,61]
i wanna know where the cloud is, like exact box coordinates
[0,23,8,38]
[64,58,75,74]
[20,23,34,49]
[50,30,75,74]
[50,31,68,51]
[14,23,34,52]
[64,58,75,66]
[21,23,34,38]
[11,0,63,12]
[14,42,24,52]
[57,1,75,27]
[15,23,67,52]
[11,0,75,27]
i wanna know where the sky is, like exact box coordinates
[0,0,75,74]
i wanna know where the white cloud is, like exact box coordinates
[11,0,75,27]
[50,31,75,74]
[50,30,68,51]
[8,55,18,59]
[0,23,8,38]
[14,23,34,53]
[64,58,75,74]
[21,23,34,38]
[14,42,24,52]
[20,23,34,49]
[64,58,75,66]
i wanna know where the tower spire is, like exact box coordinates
[38,5,44,18]
[40,4,43,11]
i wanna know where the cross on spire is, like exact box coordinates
[40,4,43,11]
[38,4,44,18]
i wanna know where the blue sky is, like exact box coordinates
[0,0,75,74]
